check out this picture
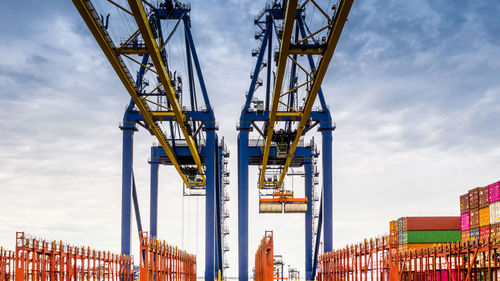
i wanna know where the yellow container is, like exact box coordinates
[390,220,398,232]
[480,206,490,227]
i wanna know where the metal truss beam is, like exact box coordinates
[127,0,205,179]
[259,0,354,189]
[73,0,198,188]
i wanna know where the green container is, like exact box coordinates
[401,230,461,244]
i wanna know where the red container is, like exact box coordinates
[461,213,470,231]
[489,181,500,203]
[491,223,500,240]
[469,188,480,209]
[470,208,480,229]
[460,194,469,214]
[479,186,489,208]
[480,225,490,239]
[401,216,460,231]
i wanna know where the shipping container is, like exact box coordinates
[479,186,489,208]
[479,206,490,227]
[490,223,500,240]
[460,193,469,214]
[480,225,490,240]
[469,188,480,209]
[398,217,404,233]
[490,201,500,224]
[399,216,460,231]
[489,181,500,203]
[470,208,480,229]
[470,228,480,241]
[461,230,469,242]
[401,230,461,244]
[399,243,437,251]
[461,213,470,231]
[389,220,398,232]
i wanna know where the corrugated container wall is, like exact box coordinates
[489,181,500,203]
[479,206,490,227]
[402,230,461,244]
[470,228,480,241]
[469,188,480,209]
[401,217,460,231]
[460,194,469,214]
[480,226,490,240]
[479,186,489,208]
[491,223,500,240]
[461,213,470,231]
[490,201,500,224]
[461,230,469,242]
[470,208,480,229]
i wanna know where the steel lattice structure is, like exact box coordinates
[238,0,353,280]
[72,0,227,280]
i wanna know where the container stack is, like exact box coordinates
[459,180,500,242]
[389,220,398,245]
[396,217,461,251]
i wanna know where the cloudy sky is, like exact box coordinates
[1,0,499,278]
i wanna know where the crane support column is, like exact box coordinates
[305,160,313,280]
[120,112,137,255]
[205,127,217,281]
[237,128,250,281]
[321,126,334,252]
[150,147,159,238]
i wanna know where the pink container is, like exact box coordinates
[489,181,500,203]
[461,213,470,230]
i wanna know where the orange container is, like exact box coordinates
[479,206,490,227]
[399,243,437,251]
[461,230,470,242]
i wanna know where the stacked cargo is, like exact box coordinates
[389,220,398,245]
[459,180,500,241]
[396,217,460,251]
[490,181,500,240]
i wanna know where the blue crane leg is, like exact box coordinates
[305,161,313,280]
[238,129,249,281]
[322,129,333,252]
[150,147,159,238]
[121,127,134,255]
[205,128,217,281]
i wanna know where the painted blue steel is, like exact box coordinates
[150,146,159,238]
[312,191,323,280]
[183,17,214,119]
[237,129,249,281]
[304,161,313,280]
[297,15,329,112]
[205,128,217,281]
[265,15,272,111]
[120,114,136,255]
[242,22,272,113]
[215,138,224,278]
[321,128,333,253]
[132,173,143,238]
[157,6,190,20]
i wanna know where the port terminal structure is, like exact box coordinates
[72,0,229,280]
[237,0,353,280]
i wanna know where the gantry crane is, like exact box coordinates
[72,0,227,280]
[237,0,353,280]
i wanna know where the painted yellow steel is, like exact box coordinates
[274,0,354,188]
[259,0,354,189]
[72,0,192,187]
[127,0,205,177]
[259,0,298,188]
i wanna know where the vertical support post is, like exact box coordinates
[305,160,313,281]
[238,128,250,281]
[205,127,217,281]
[120,116,136,255]
[150,147,159,238]
[321,128,333,253]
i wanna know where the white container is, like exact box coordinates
[490,201,500,224]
